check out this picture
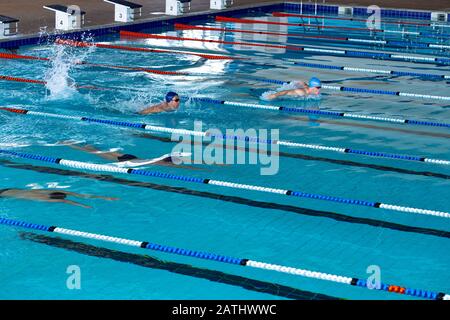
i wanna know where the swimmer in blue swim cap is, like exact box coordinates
[266,77,321,100]
[139,91,180,115]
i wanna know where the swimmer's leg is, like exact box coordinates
[60,191,119,201]
[62,142,126,161]
[39,198,92,209]
[60,142,98,153]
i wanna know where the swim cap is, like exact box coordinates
[309,77,321,88]
[165,91,179,103]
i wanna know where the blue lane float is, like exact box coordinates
[0,148,449,219]
[186,98,450,128]
[234,77,450,101]
[2,107,450,167]
[291,62,450,80]
[0,217,448,300]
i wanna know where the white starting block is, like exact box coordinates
[0,15,19,38]
[338,6,353,15]
[431,11,448,22]
[43,4,86,31]
[165,0,191,16]
[103,0,142,23]
[210,0,233,10]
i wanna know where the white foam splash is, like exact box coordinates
[46,182,71,189]
[26,182,71,189]
[0,142,31,148]
[44,35,96,100]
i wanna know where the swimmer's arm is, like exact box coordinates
[40,198,92,209]
[268,89,305,99]
[138,103,165,115]
[60,191,119,200]
[267,89,295,99]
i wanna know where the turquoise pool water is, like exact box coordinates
[1,9,449,300]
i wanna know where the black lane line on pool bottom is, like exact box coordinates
[134,133,450,181]
[19,232,340,300]
[2,159,449,240]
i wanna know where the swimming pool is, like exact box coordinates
[1,4,449,300]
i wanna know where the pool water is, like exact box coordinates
[0,8,449,300]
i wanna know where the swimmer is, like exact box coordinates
[0,188,118,209]
[60,142,197,169]
[266,77,322,100]
[138,91,180,115]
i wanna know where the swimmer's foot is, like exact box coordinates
[90,196,119,201]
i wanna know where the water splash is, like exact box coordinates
[43,34,96,100]
[43,44,77,99]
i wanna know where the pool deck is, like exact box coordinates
[0,0,280,36]
[0,0,449,38]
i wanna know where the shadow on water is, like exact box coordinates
[2,159,449,240]
[19,231,340,300]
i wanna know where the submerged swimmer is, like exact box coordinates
[138,91,180,115]
[0,188,117,209]
[61,142,196,169]
[266,77,322,100]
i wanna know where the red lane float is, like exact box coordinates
[0,107,28,114]
[0,74,106,90]
[0,75,46,85]
[272,12,432,27]
[0,50,186,75]
[174,23,347,41]
[0,52,49,61]
[78,62,187,75]
[56,38,241,60]
[120,30,303,51]
[215,15,384,32]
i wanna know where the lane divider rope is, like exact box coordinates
[0,75,109,91]
[290,61,450,80]
[272,11,450,28]
[0,52,188,75]
[0,217,447,300]
[55,38,244,60]
[216,16,450,39]
[0,148,449,219]
[175,23,450,51]
[0,52,48,61]
[2,69,450,130]
[187,97,450,127]
[2,106,450,169]
[120,30,450,66]
[9,39,448,82]
[4,69,449,102]
[320,85,450,101]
